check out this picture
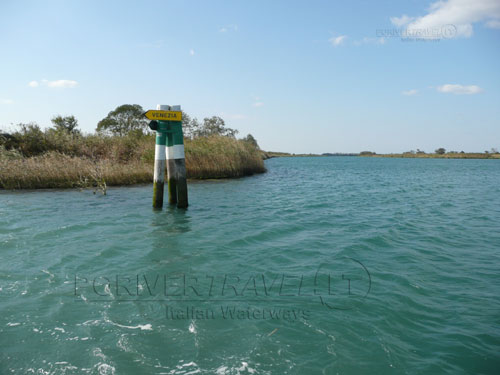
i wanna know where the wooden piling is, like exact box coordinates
[152,130,166,209]
[169,105,188,208]
[150,104,188,209]
[166,132,177,205]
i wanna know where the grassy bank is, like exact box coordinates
[0,131,266,189]
[362,152,500,159]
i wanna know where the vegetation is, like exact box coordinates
[0,105,266,189]
[435,148,446,155]
[51,115,80,135]
[96,104,149,136]
[185,136,265,178]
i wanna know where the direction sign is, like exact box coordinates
[144,110,182,121]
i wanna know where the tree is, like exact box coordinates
[51,115,79,134]
[243,134,259,149]
[435,148,446,155]
[195,116,238,138]
[14,122,47,156]
[181,111,201,139]
[96,104,148,136]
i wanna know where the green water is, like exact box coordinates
[1,157,500,374]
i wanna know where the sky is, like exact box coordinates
[1,0,499,154]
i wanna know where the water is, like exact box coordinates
[1,157,500,374]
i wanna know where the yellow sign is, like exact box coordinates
[144,110,182,121]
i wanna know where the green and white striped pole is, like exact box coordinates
[166,105,188,208]
[152,109,167,208]
[148,104,188,209]
[166,127,177,205]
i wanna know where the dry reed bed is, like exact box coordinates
[0,136,266,189]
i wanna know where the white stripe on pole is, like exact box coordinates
[154,159,165,182]
[166,146,174,160]
[173,145,185,159]
[155,144,166,160]
[166,145,185,160]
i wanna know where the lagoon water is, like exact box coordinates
[1,157,500,374]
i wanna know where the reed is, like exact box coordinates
[185,136,266,179]
[0,134,266,189]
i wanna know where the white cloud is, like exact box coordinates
[437,84,482,94]
[329,35,347,46]
[251,95,264,107]
[395,0,500,39]
[46,80,78,88]
[402,89,418,96]
[390,15,414,27]
[28,79,78,88]
[219,24,238,33]
[1,98,14,104]
[189,49,195,56]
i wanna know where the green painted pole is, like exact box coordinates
[166,131,177,205]
[164,105,188,209]
[172,124,188,208]
[152,129,166,209]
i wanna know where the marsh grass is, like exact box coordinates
[185,136,266,178]
[0,132,265,189]
[0,152,152,189]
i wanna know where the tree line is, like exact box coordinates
[95,104,255,144]
[1,104,260,152]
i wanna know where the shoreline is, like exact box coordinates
[362,153,500,159]
[264,152,500,160]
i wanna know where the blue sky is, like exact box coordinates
[1,0,499,153]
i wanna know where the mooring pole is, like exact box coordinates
[166,131,177,205]
[166,105,188,208]
[145,104,187,209]
[152,120,166,209]
[154,105,176,206]
[172,110,188,209]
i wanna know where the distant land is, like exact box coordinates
[262,151,357,158]
[360,150,500,159]
[263,150,500,159]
